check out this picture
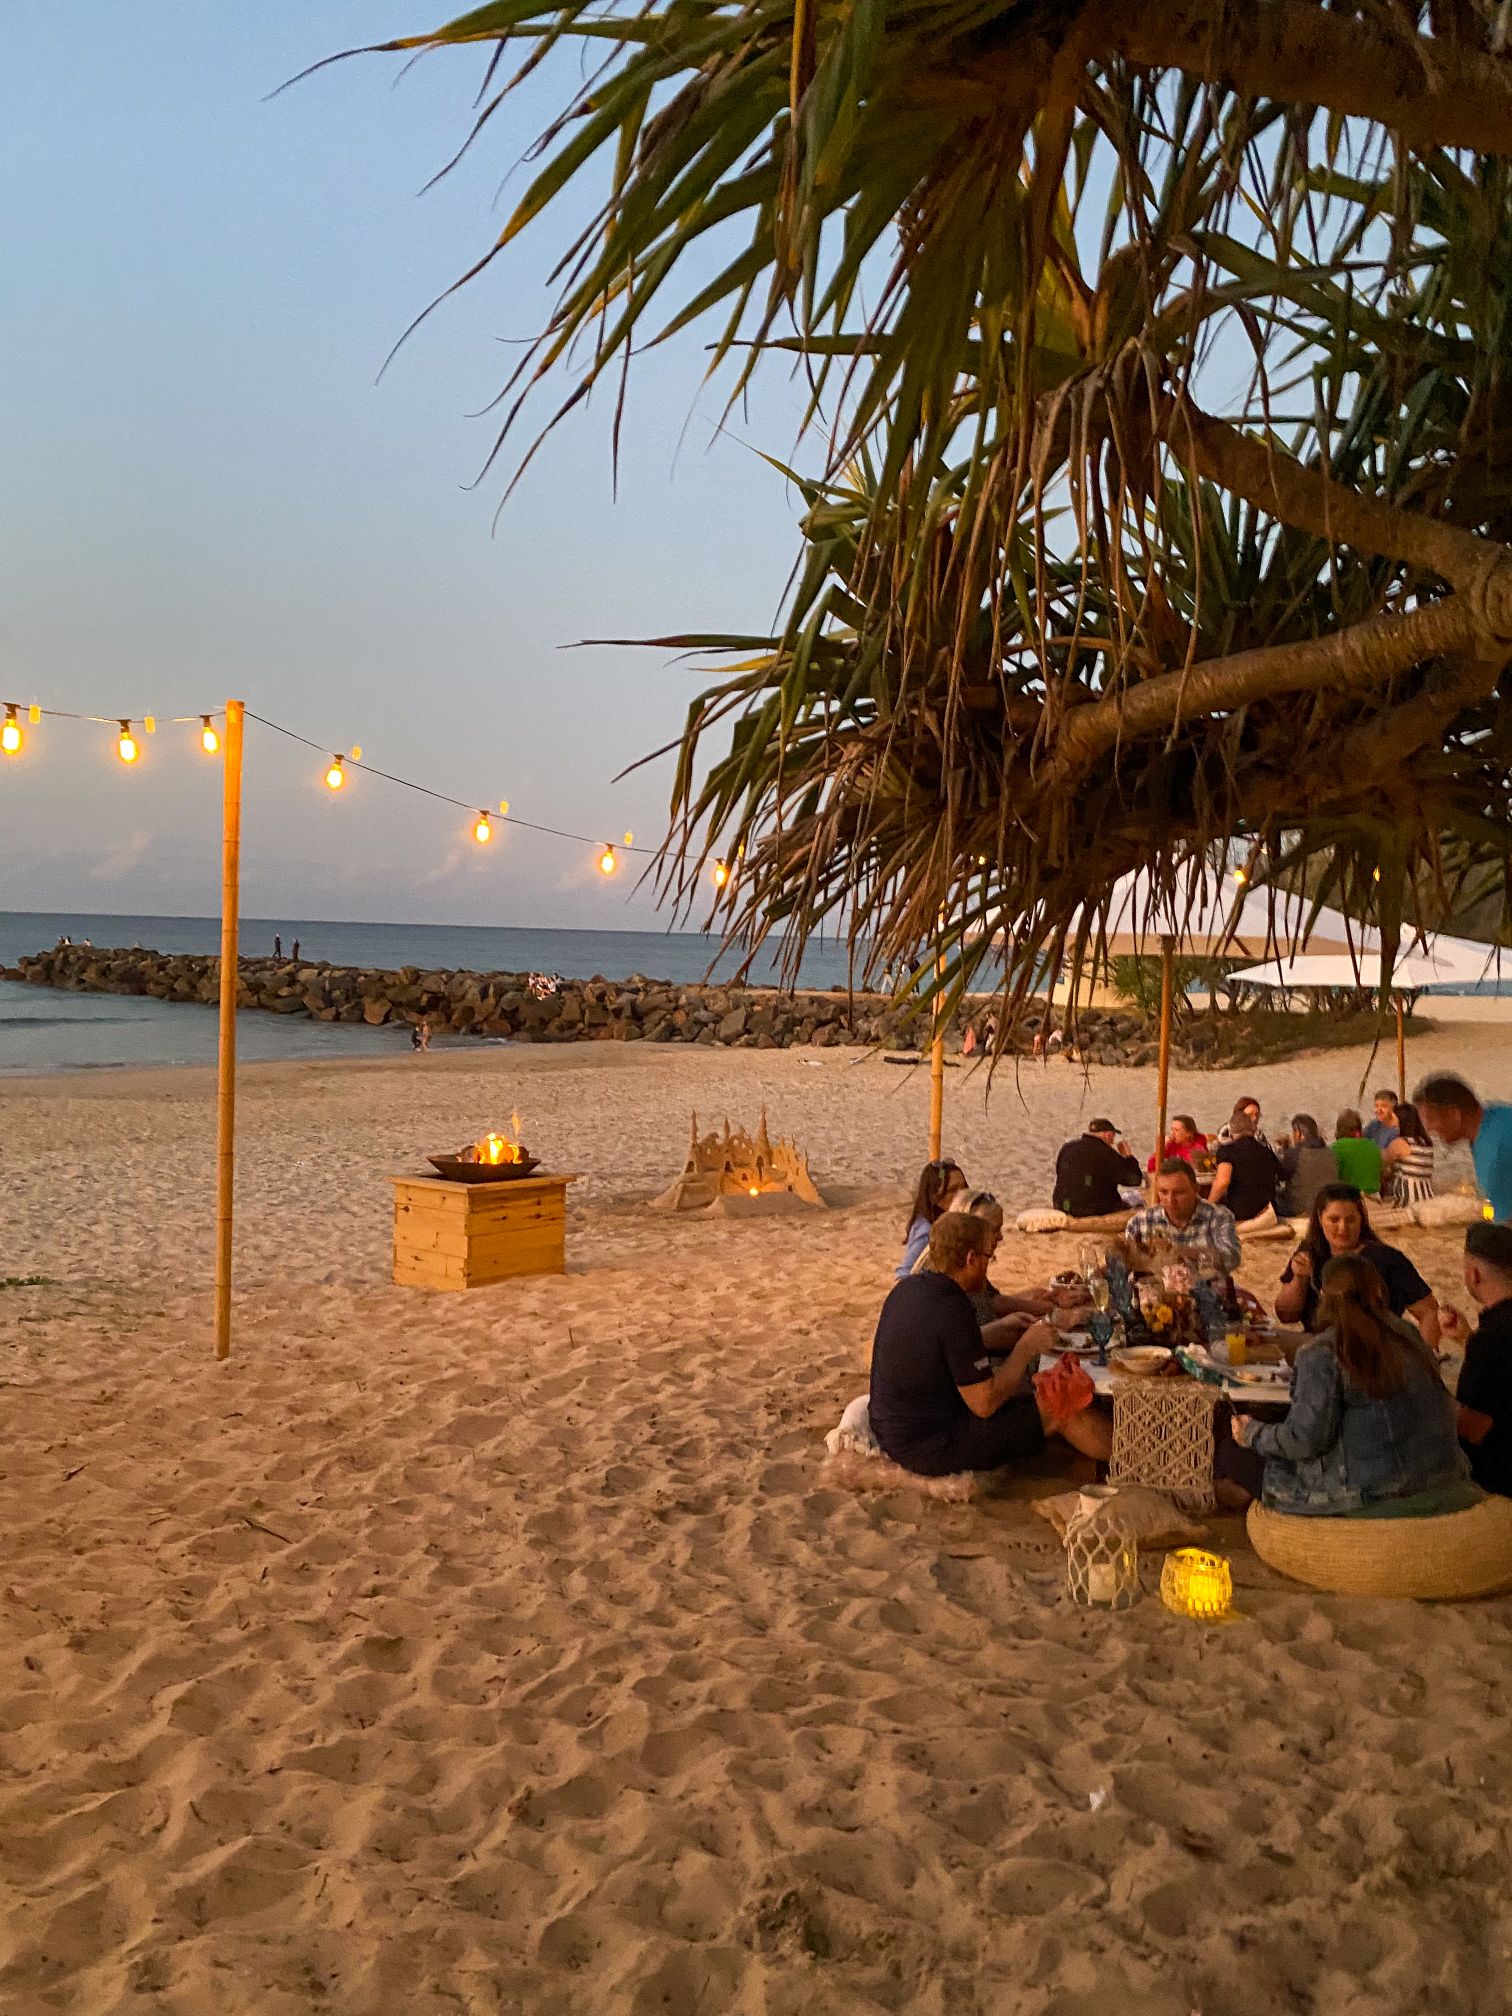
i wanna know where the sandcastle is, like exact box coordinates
[652,1110,824,1212]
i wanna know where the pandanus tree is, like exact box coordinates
[338,1,1512,1025]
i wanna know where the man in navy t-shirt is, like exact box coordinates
[1459,1221,1512,1497]
[869,1213,1111,1477]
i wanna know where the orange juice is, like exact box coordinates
[1225,1331,1248,1368]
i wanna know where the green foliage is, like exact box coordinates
[1106,956,1236,1019]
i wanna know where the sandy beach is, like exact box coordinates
[4,1027,1512,2014]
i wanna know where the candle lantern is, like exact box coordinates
[1160,1547,1233,1621]
[1063,1486,1141,1610]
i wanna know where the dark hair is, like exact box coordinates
[1156,1157,1198,1184]
[1467,1221,1512,1273]
[1372,1089,1398,1109]
[1292,1113,1322,1145]
[1392,1101,1431,1148]
[1316,1255,1436,1398]
[1171,1114,1199,1137]
[1413,1072,1481,1116]
[905,1159,963,1237]
[1300,1182,1374,1271]
[1234,1095,1261,1116]
[1335,1107,1363,1138]
[929,1212,992,1273]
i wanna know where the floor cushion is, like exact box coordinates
[1247,1494,1512,1599]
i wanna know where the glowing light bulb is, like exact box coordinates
[351,744,363,762]
[2,706,22,756]
[473,811,492,845]
[598,844,618,876]
[200,715,220,754]
[712,861,729,889]
[1233,867,1247,885]
[117,721,139,764]
[325,756,346,791]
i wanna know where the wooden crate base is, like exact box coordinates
[390,1172,578,1290]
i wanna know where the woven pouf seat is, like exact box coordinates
[1247,1495,1512,1600]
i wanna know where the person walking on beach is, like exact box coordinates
[411,1019,432,1054]
[1414,1073,1512,1224]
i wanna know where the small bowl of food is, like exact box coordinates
[1109,1346,1173,1378]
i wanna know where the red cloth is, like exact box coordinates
[1032,1353,1096,1425]
[1146,1132,1208,1174]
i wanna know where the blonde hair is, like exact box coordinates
[949,1187,1004,1231]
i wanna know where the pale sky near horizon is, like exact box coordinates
[0,4,813,929]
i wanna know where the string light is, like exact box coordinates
[325,755,346,791]
[200,715,220,755]
[473,811,492,845]
[712,860,730,889]
[1233,867,1248,885]
[2,705,22,757]
[599,843,618,876]
[117,721,140,765]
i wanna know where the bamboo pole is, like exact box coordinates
[1154,935,1175,1175]
[1395,994,1407,1102]
[928,951,946,1161]
[214,700,245,1362]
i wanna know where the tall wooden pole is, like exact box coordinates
[928,951,946,1161]
[1154,935,1175,1175]
[215,700,245,1362]
[1395,994,1407,1102]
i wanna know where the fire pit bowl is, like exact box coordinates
[427,1152,541,1184]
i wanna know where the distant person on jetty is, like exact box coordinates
[1381,1102,1437,1208]
[1280,1115,1336,1218]
[1275,1184,1439,1345]
[1054,1119,1142,1218]
[1457,1221,1512,1498]
[1126,1161,1241,1278]
[1208,1106,1280,1223]
[1414,1072,1512,1223]
[291,939,301,962]
[868,1214,1112,1478]
[274,934,282,959]
[896,1159,967,1278]
[1227,1254,1470,1516]
[1331,1109,1383,1196]
[1146,1113,1206,1174]
[1365,1090,1400,1152]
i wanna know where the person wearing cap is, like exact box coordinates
[1457,1221,1512,1497]
[1053,1118,1143,1218]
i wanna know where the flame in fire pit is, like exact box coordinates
[467,1130,528,1166]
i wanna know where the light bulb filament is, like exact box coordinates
[1,705,21,757]
[325,756,346,791]
[598,844,617,876]
[473,812,492,844]
[200,715,220,754]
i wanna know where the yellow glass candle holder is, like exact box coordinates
[1160,1547,1233,1621]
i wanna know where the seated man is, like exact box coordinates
[1364,1090,1400,1152]
[868,1214,1112,1477]
[1208,1106,1279,1224]
[1126,1160,1242,1279]
[1331,1109,1384,1196]
[1457,1221,1512,1498]
[1146,1113,1206,1174]
[1054,1118,1143,1218]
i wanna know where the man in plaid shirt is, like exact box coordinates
[1126,1160,1242,1278]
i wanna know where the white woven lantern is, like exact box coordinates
[1063,1485,1141,1609]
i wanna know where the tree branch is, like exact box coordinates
[1042,593,1478,784]
[1089,1,1512,159]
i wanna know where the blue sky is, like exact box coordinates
[0,3,812,926]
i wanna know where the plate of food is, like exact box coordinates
[1227,1363,1292,1387]
[1109,1345,1173,1377]
[1048,1331,1098,1356]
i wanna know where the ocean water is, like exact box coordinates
[0,911,871,1076]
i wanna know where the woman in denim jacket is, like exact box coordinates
[1231,1255,1470,1516]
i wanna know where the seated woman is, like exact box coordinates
[1381,1101,1437,1208]
[1275,1183,1440,1349]
[870,1213,1112,1477]
[896,1158,967,1278]
[917,1189,1069,1347]
[1228,1256,1473,1515]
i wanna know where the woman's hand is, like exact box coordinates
[1289,1250,1313,1283]
[1230,1412,1256,1449]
